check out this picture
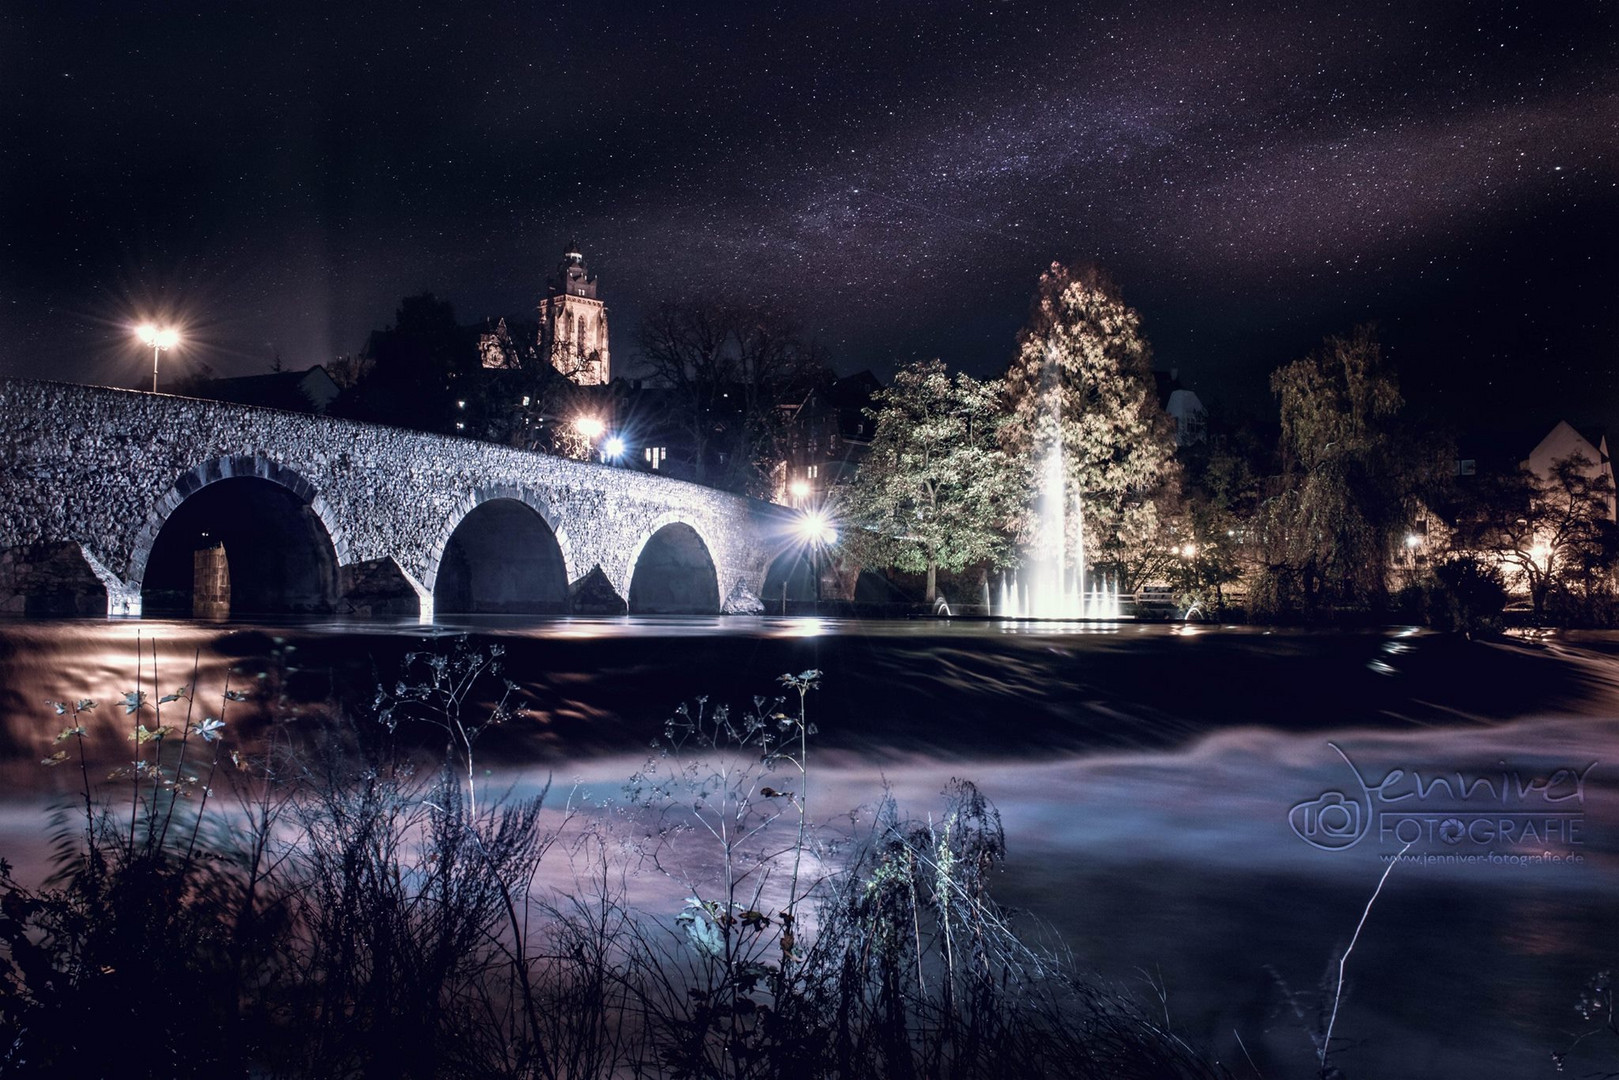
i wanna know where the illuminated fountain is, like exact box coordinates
[995,410,1124,620]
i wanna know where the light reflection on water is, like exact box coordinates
[1,617,1617,1079]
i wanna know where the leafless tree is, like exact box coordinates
[638,300,822,497]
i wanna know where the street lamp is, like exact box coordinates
[137,323,180,393]
[603,435,626,461]
[796,510,838,608]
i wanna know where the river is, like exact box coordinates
[0,617,1614,1079]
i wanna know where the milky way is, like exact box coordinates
[2,0,1614,425]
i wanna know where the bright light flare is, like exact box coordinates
[603,435,626,458]
[136,323,180,349]
[573,415,605,439]
[798,511,837,546]
[789,480,810,500]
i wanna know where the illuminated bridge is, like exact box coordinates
[0,380,806,619]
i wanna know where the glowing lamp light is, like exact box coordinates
[137,325,179,349]
[603,435,626,459]
[1404,533,1421,549]
[135,322,181,392]
[799,511,837,547]
[573,415,606,439]
[789,480,810,500]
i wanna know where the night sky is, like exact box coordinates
[3,1,1615,430]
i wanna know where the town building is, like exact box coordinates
[775,370,883,506]
[1526,421,1615,521]
[1153,369,1207,447]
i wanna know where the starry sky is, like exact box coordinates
[2,1,1615,429]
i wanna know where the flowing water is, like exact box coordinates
[0,617,1615,1079]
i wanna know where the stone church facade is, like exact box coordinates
[480,242,611,386]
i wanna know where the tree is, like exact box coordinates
[1000,263,1180,592]
[1170,429,1266,614]
[1251,326,1444,618]
[843,360,1013,604]
[1458,452,1618,621]
[638,300,820,497]
[345,294,478,434]
[1421,555,1507,637]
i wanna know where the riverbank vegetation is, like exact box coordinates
[0,646,1233,1080]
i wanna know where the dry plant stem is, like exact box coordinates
[157,649,203,850]
[182,672,232,871]
[464,815,558,1080]
[72,709,95,858]
[130,630,142,854]
[1321,840,1412,1072]
[146,639,165,853]
[786,679,809,925]
[908,845,926,995]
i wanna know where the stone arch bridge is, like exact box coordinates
[0,380,811,619]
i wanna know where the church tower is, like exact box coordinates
[537,241,610,385]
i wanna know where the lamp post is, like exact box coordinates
[137,324,180,393]
[797,510,837,610]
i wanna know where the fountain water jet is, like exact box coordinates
[996,400,1124,620]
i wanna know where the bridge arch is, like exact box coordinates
[625,514,722,615]
[761,548,817,611]
[427,486,575,615]
[131,455,347,617]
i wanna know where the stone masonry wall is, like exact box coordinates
[0,380,785,616]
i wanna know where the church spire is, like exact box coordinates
[538,241,609,384]
[551,242,597,299]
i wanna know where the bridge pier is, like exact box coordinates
[0,543,126,617]
[338,557,433,620]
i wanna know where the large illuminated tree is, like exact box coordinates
[843,359,1013,604]
[1000,263,1180,590]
